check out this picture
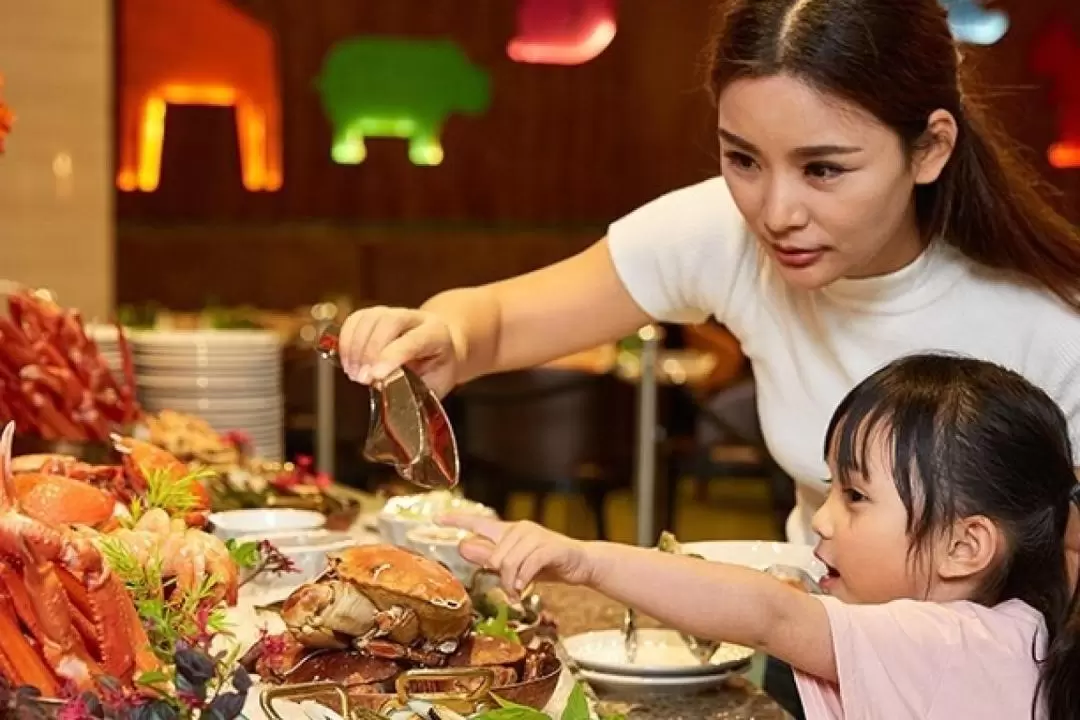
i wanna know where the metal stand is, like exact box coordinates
[315,356,335,477]
[311,300,345,478]
[634,325,661,546]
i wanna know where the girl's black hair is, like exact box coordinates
[824,353,1080,719]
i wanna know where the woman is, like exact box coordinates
[339,0,1080,712]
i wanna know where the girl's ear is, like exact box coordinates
[937,515,1001,581]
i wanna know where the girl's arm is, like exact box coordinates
[444,517,838,683]
[588,542,838,683]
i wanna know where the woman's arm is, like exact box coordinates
[422,238,652,383]
[588,542,837,683]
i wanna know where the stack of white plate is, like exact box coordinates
[130,329,284,460]
[85,323,125,380]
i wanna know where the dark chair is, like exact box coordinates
[673,378,794,538]
[450,367,636,540]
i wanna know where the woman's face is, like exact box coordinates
[717,74,938,289]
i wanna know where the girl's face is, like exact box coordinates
[716,73,952,289]
[811,427,935,604]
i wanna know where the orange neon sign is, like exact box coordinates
[117,0,282,192]
[1031,20,1080,170]
[508,0,617,66]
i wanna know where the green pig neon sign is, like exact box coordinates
[315,37,491,166]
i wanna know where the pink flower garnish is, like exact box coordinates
[56,694,94,720]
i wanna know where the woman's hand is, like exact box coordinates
[337,306,461,396]
[439,516,599,595]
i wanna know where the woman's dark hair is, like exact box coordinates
[707,0,1080,310]
[825,353,1080,720]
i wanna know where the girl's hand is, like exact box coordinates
[439,516,599,595]
[337,306,460,396]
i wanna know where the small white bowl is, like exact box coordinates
[236,529,355,592]
[376,512,428,547]
[208,508,326,542]
[376,491,496,547]
[405,525,476,583]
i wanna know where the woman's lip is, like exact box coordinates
[772,246,826,269]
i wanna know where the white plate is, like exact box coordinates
[133,350,283,361]
[136,375,282,391]
[679,540,826,578]
[578,665,748,696]
[134,355,281,366]
[135,361,281,375]
[564,628,754,677]
[136,396,283,412]
[131,329,282,347]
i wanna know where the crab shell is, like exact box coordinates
[283,544,473,651]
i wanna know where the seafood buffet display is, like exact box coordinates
[0,288,602,719]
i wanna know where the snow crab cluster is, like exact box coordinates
[0,418,239,698]
[0,423,160,696]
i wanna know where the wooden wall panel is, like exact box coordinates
[116,225,597,310]
[0,0,113,318]
[114,0,719,225]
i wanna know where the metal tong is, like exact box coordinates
[622,533,723,665]
[316,323,460,490]
[621,534,823,665]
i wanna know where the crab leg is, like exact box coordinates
[114,322,140,424]
[0,580,59,696]
[0,422,147,687]
[55,567,104,657]
[107,572,161,678]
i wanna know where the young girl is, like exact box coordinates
[443,354,1080,719]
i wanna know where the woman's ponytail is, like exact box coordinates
[1037,492,1080,719]
[924,93,1080,310]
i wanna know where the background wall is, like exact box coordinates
[0,0,113,319]
[108,0,1080,310]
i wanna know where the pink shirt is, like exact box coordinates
[795,595,1046,719]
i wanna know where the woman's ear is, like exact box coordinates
[937,514,1001,581]
[913,109,959,185]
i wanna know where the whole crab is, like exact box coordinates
[282,545,473,665]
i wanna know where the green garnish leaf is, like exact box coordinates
[473,705,548,720]
[561,682,590,720]
[140,464,215,519]
[475,602,521,644]
[224,538,260,569]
